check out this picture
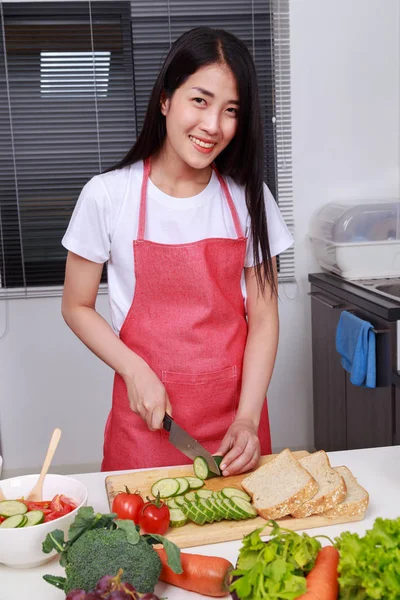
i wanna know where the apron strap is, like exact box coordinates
[138,157,245,240]
[211,164,245,239]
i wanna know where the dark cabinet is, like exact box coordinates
[309,275,397,451]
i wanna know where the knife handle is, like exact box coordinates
[163,413,173,432]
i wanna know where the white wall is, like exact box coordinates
[268,0,400,453]
[0,0,399,476]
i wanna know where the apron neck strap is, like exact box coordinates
[137,157,245,240]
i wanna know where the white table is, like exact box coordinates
[1,446,399,600]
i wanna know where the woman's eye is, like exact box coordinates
[193,97,206,105]
[226,107,238,117]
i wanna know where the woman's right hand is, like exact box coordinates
[123,361,172,431]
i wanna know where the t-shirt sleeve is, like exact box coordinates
[62,176,112,263]
[244,183,294,267]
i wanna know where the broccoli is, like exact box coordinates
[63,528,162,594]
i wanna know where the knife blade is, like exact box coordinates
[162,414,220,476]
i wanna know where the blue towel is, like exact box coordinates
[336,311,376,388]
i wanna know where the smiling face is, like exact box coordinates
[160,63,239,171]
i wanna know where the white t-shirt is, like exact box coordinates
[62,160,293,333]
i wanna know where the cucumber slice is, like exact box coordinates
[0,500,28,517]
[221,487,252,502]
[151,477,180,499]
[167,498,181,510]
[175,477,190,495]
[196,489,213,500]
[229,497,258,518]
[193,456,222,480]
[206,498,224,521]
[220,498,243,520]
[184,491,197,503]
[23,510,45,527]
[185,476,205,490]
[174,496,185,507]
[181,502,207,525]
[196,498,216,522]
[169,508,187,528]
[0,514,26,528]
[214,498,233,520]
[190,500,213,524]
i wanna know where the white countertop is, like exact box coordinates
[1,445,399,600]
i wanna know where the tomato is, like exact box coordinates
[44,507,70,522]
[112,488,144,524]
[51,494,63,512]
[59,495,77,510]
[139,498,170,535]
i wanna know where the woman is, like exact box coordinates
[61,27,293,476]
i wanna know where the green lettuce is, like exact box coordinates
[335,517,400,599]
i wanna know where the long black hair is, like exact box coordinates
[107,27,276,294]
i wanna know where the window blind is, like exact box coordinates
[0,0,294,298]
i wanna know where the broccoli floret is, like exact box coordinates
[64,528,161,594]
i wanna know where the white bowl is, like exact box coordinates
[0,473,88,568]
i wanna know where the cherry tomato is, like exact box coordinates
[44,508,70,522]
[139,498,170,535]
[51,494,63,512]
[59,495,77,510]
[112,488,144,524]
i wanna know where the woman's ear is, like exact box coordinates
[160,91,170,116]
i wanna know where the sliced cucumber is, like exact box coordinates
[151,477,180,499]
[206,498,224,521]
[214,498,233,520]
[196,498,216,522]
[196,489,213,500]
[189,500,213,524]
[229,496,258,518]
[0,514,26,528]
[167,498,181,510]
[221,487,252,502]
[181,502,207,525]
[0,500,28,517]
[220,498,242,520]
[185,476,205,490]
[193,456,222,480]
[169,508,187,528]
[175,477,190,495]
[174,496,185,507]
[24,510,45,527]
[184,491,197,503]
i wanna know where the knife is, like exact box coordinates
[162,413,220,476]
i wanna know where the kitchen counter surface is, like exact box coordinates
[1,445,400,599]
[309,272,400,320]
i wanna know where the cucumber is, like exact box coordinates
[189,500,213,524]
[193,456,223,480]
[185,476,205,490]
[228,496,258,518]
[0,500,28,517]
[184,491,197,503]
[174,496,185,507]
[196,498,216,522]
[24,510,45,527]
[151,477,180,499]
[175,477,190,495]
[195,489,213,500]
[220,498,243,520]
[181,502,207,525]
[169,508,187,528]
[221,487,252,503]
[167,498,181,510]
[214,498,234,520]
[206,497,225,521]
[0,514,27,528]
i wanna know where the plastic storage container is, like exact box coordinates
[309,201,400,279]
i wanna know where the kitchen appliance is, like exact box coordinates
[309,200,400,279]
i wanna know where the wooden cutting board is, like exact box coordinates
[105,451,365,548]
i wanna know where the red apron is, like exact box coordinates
[101,158,271,471]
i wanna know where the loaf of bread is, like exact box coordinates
[323,465,369,518]
[241,448,319,519]
[290,451,347,518]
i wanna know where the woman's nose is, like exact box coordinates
[200,112,220,135]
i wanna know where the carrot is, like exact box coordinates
[296,545,340,600]
[155,547,234,597]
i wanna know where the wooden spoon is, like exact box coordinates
[26,428,62,502]
[0,486,4,501]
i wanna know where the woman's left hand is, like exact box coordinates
[216,418,260,476]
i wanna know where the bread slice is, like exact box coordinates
[290,451,347,518]
[241,449,319,520]
[323,465,369,518]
